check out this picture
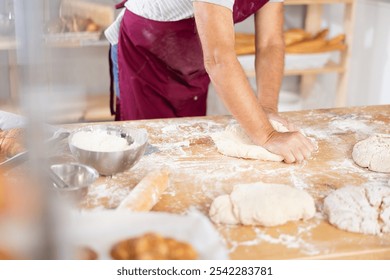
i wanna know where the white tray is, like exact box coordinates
[66,210,229,260]
[238,52,333,72]
[285,53,332,70]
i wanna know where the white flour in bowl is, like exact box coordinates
[72,131,130,152]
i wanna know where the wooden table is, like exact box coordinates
[63,105,390,260]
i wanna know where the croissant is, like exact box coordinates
[0,128,25,159]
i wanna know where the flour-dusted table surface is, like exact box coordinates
[61,105,390,260]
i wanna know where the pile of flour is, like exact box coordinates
[72,131,130,152]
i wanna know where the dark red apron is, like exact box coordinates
[115,0,270,120]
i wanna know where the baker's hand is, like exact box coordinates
[266,111,298,132]
[263,131,315,163]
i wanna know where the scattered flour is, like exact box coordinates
[61,110,390,257]
[329,119,374,134]
[223,220,324,256]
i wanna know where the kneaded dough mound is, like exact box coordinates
[323,185,390,235]
[211,120,288,161]
[352,134,390,173]
[209,183,316,227]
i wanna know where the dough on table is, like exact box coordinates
[209,183,316,227]
[323,185,390,235]
[352,134,390,173]
[211,120,288,161]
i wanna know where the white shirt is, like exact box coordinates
[105,0,284,45]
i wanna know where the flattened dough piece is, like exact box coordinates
[211,120,288,161]
[323,185,390,235]
[352,134,390,173]
[209,183,316,227]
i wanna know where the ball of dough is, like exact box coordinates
[209,183,316,227]
[211,120,288,161]
[323,185,390,235]
[352,134,390,173]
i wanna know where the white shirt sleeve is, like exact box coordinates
[191,0,235,10]
[104,9,125,45]
[191,0,284,11]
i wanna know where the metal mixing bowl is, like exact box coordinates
[50,163,99,201]
[68,125,148,176]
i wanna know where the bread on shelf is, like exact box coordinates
[234,29,347,55]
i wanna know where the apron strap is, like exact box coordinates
[115,0,127,9]
[108,45,116,116]
[109,1,127,117]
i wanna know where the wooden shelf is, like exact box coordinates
[285,0,354,5]
[283,0,356,107]
[45,39,109,48]
[284,60,345,76]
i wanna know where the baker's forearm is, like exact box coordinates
[193,2,274,145]
[255,44,285,113]
[205,56,274,145]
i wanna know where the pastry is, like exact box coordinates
[0,248,15,260]
[75,246,98,260]
[0,128,25,159]
[110,233,197,260]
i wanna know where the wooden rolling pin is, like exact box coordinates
[116,169,170,212]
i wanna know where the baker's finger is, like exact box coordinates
[287,122,299,132]
[291,148,305,163]
[299,146,312,160]
[298,133,316,152]
[306,137,316,152]
[283,151,296,164]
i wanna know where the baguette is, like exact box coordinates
[313,29,329,40]
[235,44,256,55]
[116,169,170,212]
[327,34,346,45]
[284,29,311,46]
[235,33,255,42]
[307,43,347,53]
[285,38,328,53]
